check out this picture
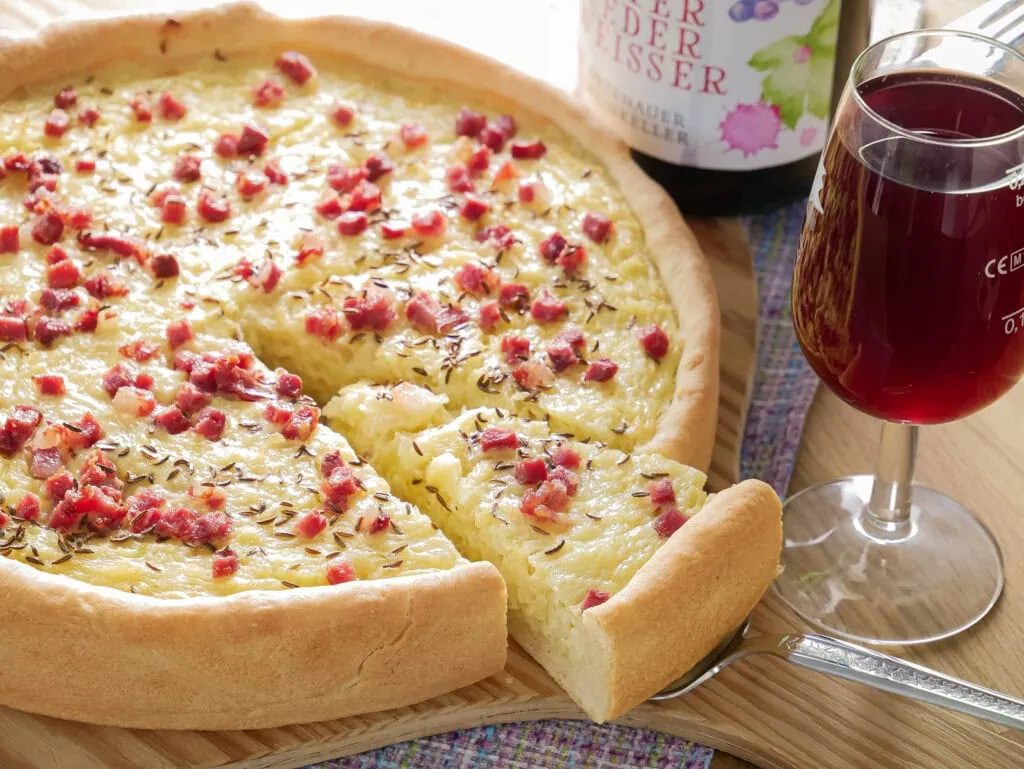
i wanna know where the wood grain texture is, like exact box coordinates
[0,2,1021,769]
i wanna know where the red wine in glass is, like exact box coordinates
[793,70,1024,424]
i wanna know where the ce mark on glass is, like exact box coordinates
[985,247,1024,279]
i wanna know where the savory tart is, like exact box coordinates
[0,1,781,729]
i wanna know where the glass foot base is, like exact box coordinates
[774,475,1004,646]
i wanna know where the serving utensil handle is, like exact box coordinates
[766,633,1024,731]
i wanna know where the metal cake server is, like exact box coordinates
[650,618,1024,731]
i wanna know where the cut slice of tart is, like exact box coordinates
[326,382,781,721]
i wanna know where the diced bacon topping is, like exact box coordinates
[74,305,99,334]
[74,158,96,173]
[30,446,63,479]
[648,478,676,506]
[264,402,293,426]
[343,288,396,331]
[515,458,547,486]
[500,335,531,364]
[39,287,78,313]
[557,244,587,273]
[15,493,40,521]
[305,306,344,341]
[520,479,570,521]
[322,465,359,510]
[112,386,156,417]
[530,290,567,323]
[331,102,356,127]
[54,86,77,109]
[320,450,345,478]
[44,109,71,138]
[480,427,519,452]
[0,405,42,456]
[236,170,268,199]
[539,232,567,263]
[480,115,516,152]
[295,233,324,265]
[172,154,202,182]
[326,163,367,193]
[67,412,103,450]
[584,357,619,382]
[212,550,239,578]
[150,253,180,279]
[161,194,187,224]
[380,221,408,240]
[511,139,547,159]
[0,316,27,341]
[214,133,239,157]
[157,91,187,120]
[517,179,545,204]
[363,151,393,182]
[46,259,80,288]
[78,231,147,260]
[32,211,65,246]
[34,316,72,346]
[78,107,100,127]
[639,324,670,360]
[445,164,474,193]
[476,223,516,251]
[276,51,317,84]
[45,245,68,264]
[460,194,489,221]
[315,195,344,219]
[454,262,499,296]
[365,512,391,534]
[248,258,280,293]
[84,270,129,299]
[102,363,133,396]
[192,486,226,511]
[33,374,65,396]
[347,180,382,212]
[237,123,270,156]
[153,405,190,435]
[512,360,555,390]
[550,466,579,496]
[130,93,153,122]
[467,146,491,176]
[547,342,579,373]
[275,370,303,399]
[175,382,213,416]
[4,153,29,172]
[124,488,165,533]
[264,160,288,185]
[478,301,501,332]
[187,511,233,545]
[253,78,285,108]
[581,588,610,611]
[327,560,357,585]
[197,190,231,223]
[493,160,519,184]
[654,508,687,538]
[582,212,614,244]
[454,106,487,137]
[411,209,446,237]
[281,405,320,441]
[44,471,74,502]
[296,510,328,539]
[400,122,429,149]
[405,291,467,334]
[166,319,194,349]
[551,446,581,469]
[0,225,20,253]
[194,407,226,441]
[337,211,368,236]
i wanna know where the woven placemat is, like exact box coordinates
[309,202,816,769]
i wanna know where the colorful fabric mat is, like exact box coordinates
[311,201,816,769]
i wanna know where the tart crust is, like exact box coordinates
[0,1,777,729]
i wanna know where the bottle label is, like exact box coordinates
[578,0,841,171]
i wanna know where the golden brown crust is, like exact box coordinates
[0,557,507,730]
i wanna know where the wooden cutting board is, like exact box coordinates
[0,3,1021,769]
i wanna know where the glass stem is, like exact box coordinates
[866,422,918,531]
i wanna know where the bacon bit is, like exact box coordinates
[102,363,134,396]
[172,154,202,182]
[380,221,408,240]
[30,446,63,479]
[43,247,67,266]
[296,510,328,539]
[166,318,194,349]
[320,450,345,478]
[539,232,567,263]
[0,405,42,456]
[321,464,359,508]
[654,508,686,537]
[480,115,516,152]
[34,316,72,346]
[212,549,239,578]
[161,194,187,224]
[476,223,515,251]
[0,225,20,253]
[400,121,429,149]
[84,270,129,300]
[253,78,285,108]
[0,315,27,341]
[251,258,281,293]
[295,233,324,265]
[264,402,293,426]
[363,151,393,182]
[236,170,268,199]
[520,479,570,519]
[276,51,317,84]
[275,370,303,399]
[366,512,391,534]
[194,407,226,441]
[189,511,233,545]
[69,209,94,232]
[512,359,555,390]
[556,327,585,350]
[33,374,65,396]
[44,109,71,138]
[78,231,147,261]
[153,405,190,435]
[15,492,41,521]
[74,158,96,173]
[347,179,382,212]
[304,306,343,341]
[639,324,669,360]
[582,212,614,244]
[511,139,546,159]
[175,382,212,416]
[4,153,29,172]
[454,106,486,137]
[281,405,320,441]
[557,244,587,273]
[517,179,538,203]
[581,588,610,611]
[315,195,344,219]
[460,194,489,221]
[129,93,153,122]
[38,286,76,312]
[337,211,368,237]
[54,86,77,109]
[552,447,581,469]
[327,163,368,193]
[192,486,226,511]
[150,253,180,279]
[584,357,619,382]
[405,291,466,334]
[493,161,519,185]
[515,458,547,486]
[479,301,501,332]
[327,560,357,585]
[78,107,100,127]
[445,164,474,193]
[214,133,239,157]
[118,340,159,363]
[649,478,676,506]
[454,262,499,296]
[197,190,231,223]
[467,146,491,176]
[411,209,446,238]
[237,123,270,156]
[331,102,356,127]
[74,305,100,334]
[125,488,165,532]
[500,335,531,364]
[112,386,156,417]
[480,427,519,452]
[32,211,65,246]
[344,288,395,331]
[264,160,288,185]
[550,466,578,496]
[69,412,103,450]
[45,259,80,289]
[547,342,579,373]
[530,290,567,324]
[157,91,187,120]
[44,471,74,502]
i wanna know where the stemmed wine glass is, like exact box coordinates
[776,30,1024,645]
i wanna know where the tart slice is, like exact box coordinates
[326,382,781,721]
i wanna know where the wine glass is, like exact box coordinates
[776,30,1024,645]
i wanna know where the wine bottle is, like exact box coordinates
[577,0,871,216]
